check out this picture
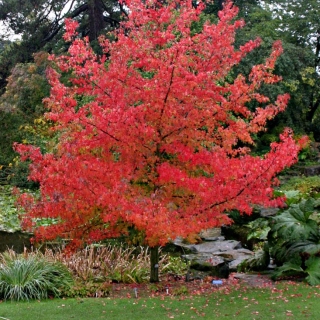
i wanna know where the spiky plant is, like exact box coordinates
[0,250,73,301]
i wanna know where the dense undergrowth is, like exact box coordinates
[239,173,320,285]
[0,246,188,301]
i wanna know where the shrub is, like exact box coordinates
[63,280,112,298]
[49,244,187,287]
[278,176,320,199]
[0,249,73,301]
[52,245,152,284]
[242,197,320,285]
[162,256,188,278]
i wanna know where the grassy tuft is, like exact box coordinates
[0,249,73,301]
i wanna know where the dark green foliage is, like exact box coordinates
[242,194,320,285]
[271,199,318,241]
[276,200,320,284]
[247,218,270,241]
[268,199,320,268]
[227,209,261,226]
[271,256,320,286]
[264,0,320,138]
[6,161,40,189]
[0,111,24,167]
[0,0,123,75]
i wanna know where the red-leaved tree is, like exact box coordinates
[15,0,307,282]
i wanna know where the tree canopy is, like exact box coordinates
[15,0,306,260]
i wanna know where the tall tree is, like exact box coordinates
[230,2,311,136]
[265,0,320,138]
[15,0,306,282]
[0,51,51,187]
[0,0,123,43]
[0,0,125,92]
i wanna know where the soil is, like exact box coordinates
[107,272,274,299]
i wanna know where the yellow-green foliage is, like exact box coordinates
[279,176,320,197]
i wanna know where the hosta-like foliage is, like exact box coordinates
[271,256,320,286]
[14,0,306,249]
[272,199,318,241]
[269,198,320,285]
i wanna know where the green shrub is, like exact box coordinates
[161,256,188,277]
[0,250,73,301]
[0,185,21,232]
[243,198,320,285]
[278,176,320,198]
[172,285,189,296]
[63,280,112,298]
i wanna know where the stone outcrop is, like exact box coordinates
[303,165,320,176]
[174,230,254,279]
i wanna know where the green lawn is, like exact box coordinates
[0,282,319,319]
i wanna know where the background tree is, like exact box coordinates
[15,0,307,282]
[264,0,320,139]
[0,52,51,187]
[0,0,125,175]
[222,1,315,138]
[0,0,125,93]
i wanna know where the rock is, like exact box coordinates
[182,253,229,278]
[181,240,242,253]
[199,228,222,240]
[259,207,279,217]
[220,249,254,271]
[174,232,254,280]
[304,165,320,176]
[233,273,273,287]
[221,225,253,249]
[201,236,225,241]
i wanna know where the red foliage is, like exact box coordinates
[15,0,307,248]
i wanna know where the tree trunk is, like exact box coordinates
[150,246,159,283]
[217,0,224,11]
[88,0,105,42]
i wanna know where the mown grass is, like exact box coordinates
[1,282,319,319]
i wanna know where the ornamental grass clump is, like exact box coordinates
[0,249,73,301]
[54,245,155,284]
[51,244,187,285]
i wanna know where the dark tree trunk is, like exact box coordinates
[306,97,320,124]
[150,246,159,282]
[88,0,105,41]
[217,0,224,11]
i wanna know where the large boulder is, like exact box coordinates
[174,239,242,253]
[182,253,229,278]
[176,237,254,278]
[304,165,320,176]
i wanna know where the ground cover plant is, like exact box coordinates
[0,185,20,232]
[1,280,319,319]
